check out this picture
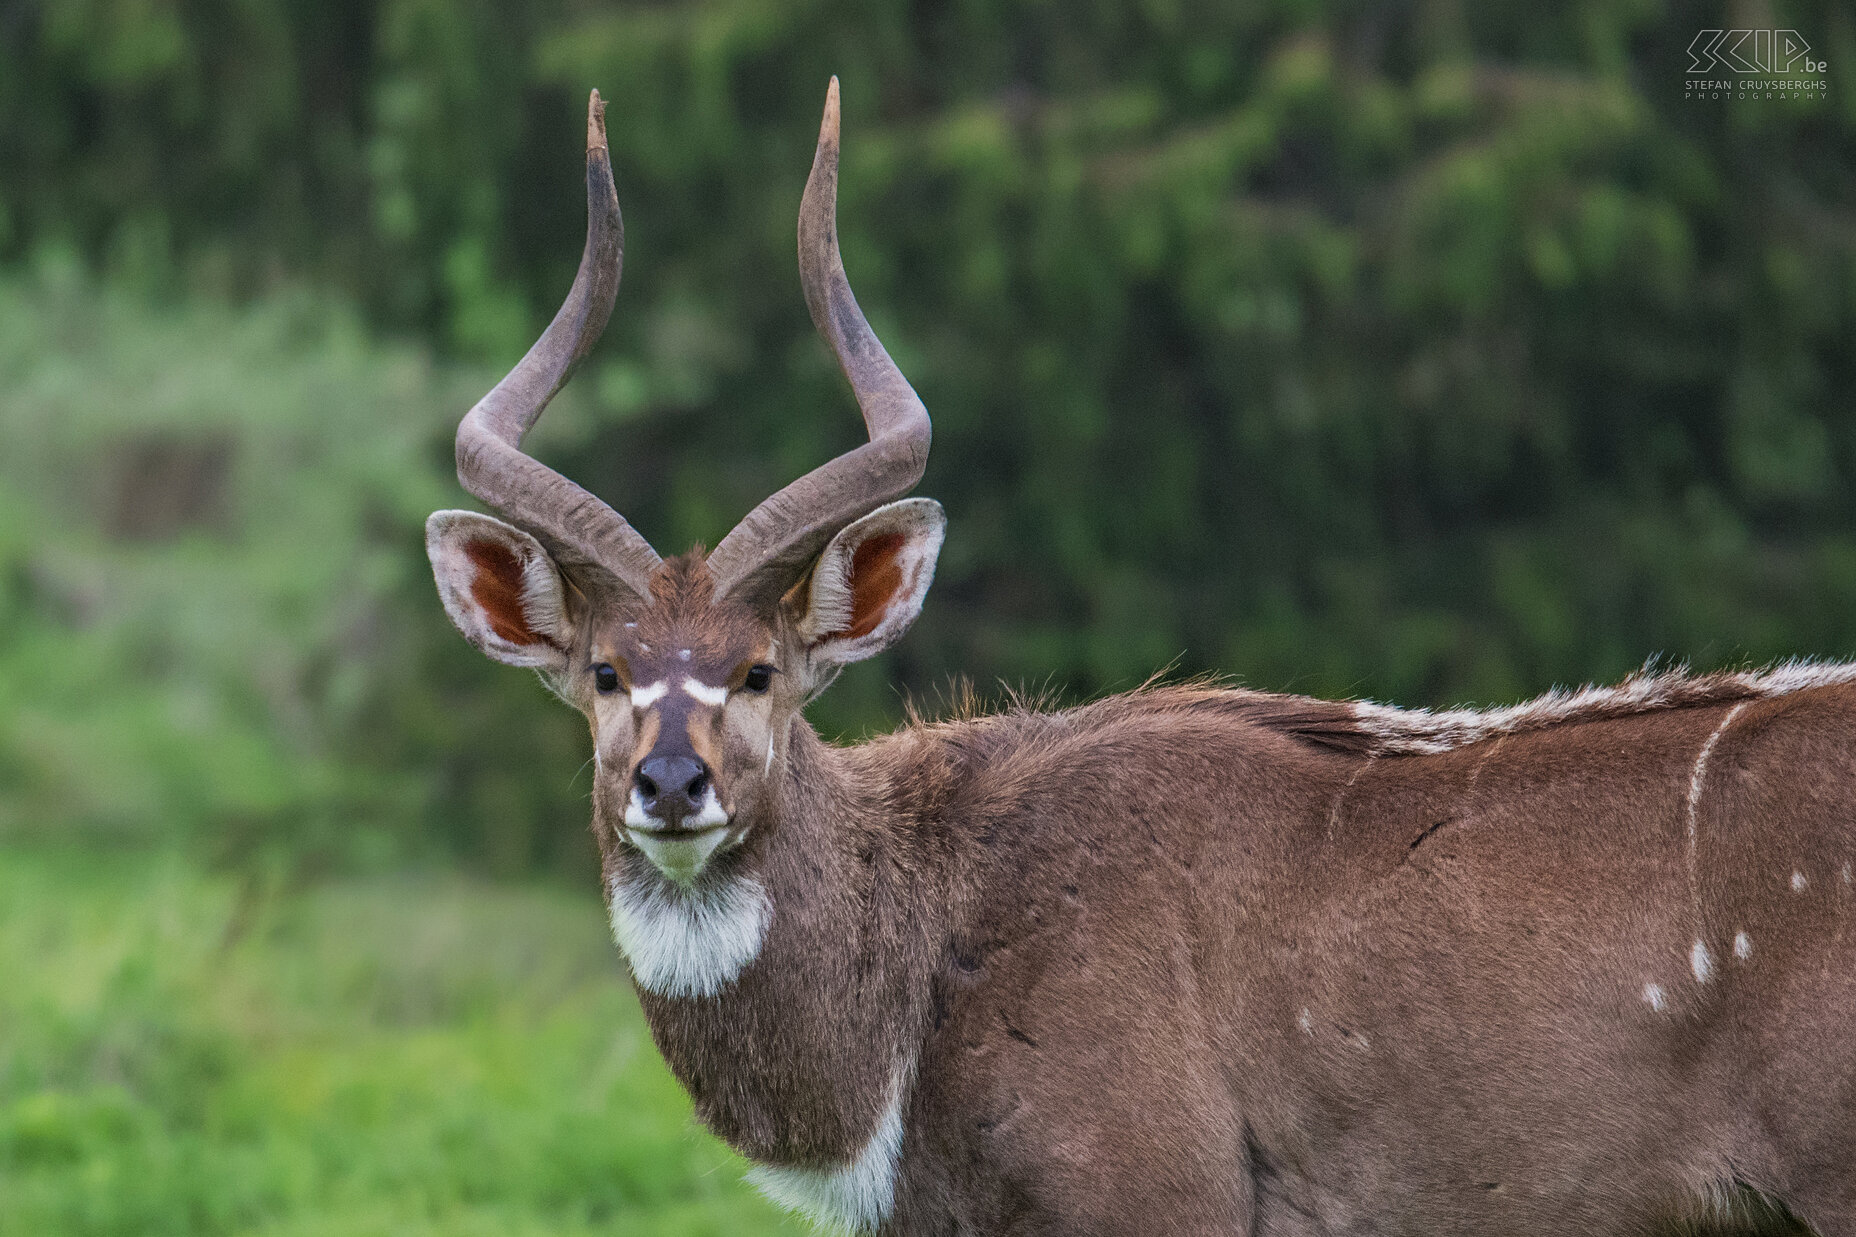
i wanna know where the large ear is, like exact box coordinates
[426,510,574,670]
[793,498,945,667]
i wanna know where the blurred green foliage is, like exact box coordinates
[0,844,784,1234]
[0,264,600,871]
[2,0,1855,868]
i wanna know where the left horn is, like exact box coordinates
[704,77,931,606]
[453,88,662,600]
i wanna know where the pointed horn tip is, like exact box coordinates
[587,88,608,153]
[819,76,841,146]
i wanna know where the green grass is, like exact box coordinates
[0,846,792,1236]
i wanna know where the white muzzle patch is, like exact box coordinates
[624,786,733,885]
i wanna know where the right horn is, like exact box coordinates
[452,89,662,601]
[704,77,932,607]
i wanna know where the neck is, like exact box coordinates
[609,723,953,1179]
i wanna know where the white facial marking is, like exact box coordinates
[678,647,692,660]
[748,1071,907,1234]
[1297,1008,1314,1035]
[625,786,729,834]
[1689,940,1713,984]
[1733,930,1752,960]
[765,735,776,775]
[1792,870,1808,893]
[1843,862,1852,885]
[608,870,772,998]
[631,680,668,709]
[624,787,651,831]
[629,829,731,887]
[624,787,733,885]
[1642,983,1668,1012]
[683,677,728,707]
[686,789,729,830]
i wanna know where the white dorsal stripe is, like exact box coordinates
[748,1070,908,1234]
[683,678,728,706]
[608,872,772,998]
[631,681,668,709]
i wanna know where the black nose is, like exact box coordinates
[633,754,710,827]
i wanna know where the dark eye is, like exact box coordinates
[593,663,619,693]
[743,664,774,693]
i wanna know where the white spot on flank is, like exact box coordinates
[1733,931,1752,960]
[1689,940,1713,984]
[1642,983,1669,1012]
[1843,862,1852,885]
[1792,870,1808,893]
[607,869,771,998]
[1297,1008,1314,1035]
[630,681,668,709]
[748,1071,908,1234]
[683,677,728,707]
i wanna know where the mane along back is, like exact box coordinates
[1315,660,1856,756]
[919,661,1856,760]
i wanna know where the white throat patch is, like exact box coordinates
[608,871,772,998]
[747,1072,908,1234]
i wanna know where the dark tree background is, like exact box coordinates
[2,0,1852,873]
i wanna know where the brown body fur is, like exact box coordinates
[606,680,1855,1235]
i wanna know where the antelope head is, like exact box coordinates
[425,81,942,888]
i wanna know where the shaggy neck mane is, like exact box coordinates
[975,660,1856,759]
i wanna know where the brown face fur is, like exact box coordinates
[429,499,946,893]
[568,554,800,879]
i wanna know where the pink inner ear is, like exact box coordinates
[465,540,543,645]
[834,532,906,639]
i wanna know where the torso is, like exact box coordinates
[627,684,1856,1235]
